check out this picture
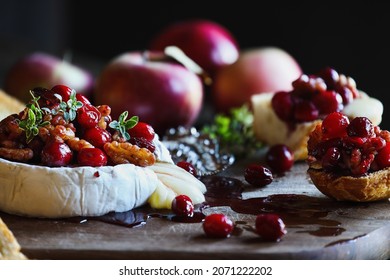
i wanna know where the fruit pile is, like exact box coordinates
[271,67,360,125]
[307,112,390,176]
[0,85,157,168]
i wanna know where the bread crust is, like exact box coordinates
[0,217,27,260]
[308,167,390,202]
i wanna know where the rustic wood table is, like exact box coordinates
[2,157,389,260]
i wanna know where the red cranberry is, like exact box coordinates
[367,137,386,151]
[41,140,73,167]
[32,87,60,108]
[244,164,273,187]
[347,117,374,138]
[255,214,287,241]
[203,213,234,238]
[343,136,367,150]
[51,85,73,102]
[83,127,112,149]
[77,104,101,128]
[335,85,354,105]
[311,137,343,159]
[375,142,390,169]
[76,93,91,105]
[171,195,194,217]
[271,91,293,121]
[77,148,107,167]
[129,122,155,141]
[266,144,294,174]
[176,161,197,176]
[128,137,156,153]
[316,67,339,89]
[292,75,326,97]
[321,112,349,139]
[321,147,341,171]
[293,100,319,122]
[312,90,343,115]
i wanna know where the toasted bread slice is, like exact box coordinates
[0,217,27,260]
[308,167,390,202]
[0,89,25,121]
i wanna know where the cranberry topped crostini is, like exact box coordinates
[251,67,383,160]
[307,112,390,202]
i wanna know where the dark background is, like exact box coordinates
[1,0,389,129]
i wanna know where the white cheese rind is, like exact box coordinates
[0,158,159,218]
[0,136,174,218]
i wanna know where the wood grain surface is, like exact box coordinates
[1,159,389,260]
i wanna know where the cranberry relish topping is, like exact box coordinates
[0,85,157,168]
[307,112,390,177]
[271,67,360,125]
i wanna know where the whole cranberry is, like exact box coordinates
[321,147,341,170]
[336,85,354,105]
[129,122,155,141]
[41,140,73,167]
[32,87,60,109]
[266,144,294,173]
[83,127,112,149]
[321,112,350,139]
[203,213,234,238]
[316,67,339,89]
[244,164,273,187]
[77,104,101,128]
[51,85,73,102]
[271,91,293,121]
[312,90,343,115]
[77,148,107,167]
[347,117,374,138]
[76,93,91,105]
[293,100,319,122]
[171,195,194,217]
[255,213,287,241]
[176,161,197,176]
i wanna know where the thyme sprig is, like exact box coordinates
[201,104,262,158]
[57,90,83,122]
[18,91,51,143]
[109,111,139,140]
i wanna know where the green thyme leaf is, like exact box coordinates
[201,104,262,158]
[109,111,139,140]
[59,89,83,122]
[17,91,51,143]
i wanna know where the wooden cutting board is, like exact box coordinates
[1,159,390,260]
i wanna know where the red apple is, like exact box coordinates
[150,19,239,77]
[4,52,94,103]
[212,47,302,113]
[93,50,204,135]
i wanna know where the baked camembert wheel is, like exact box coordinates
[251,67,383,160]
[307,112,390,202]
[0,85,206,218]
